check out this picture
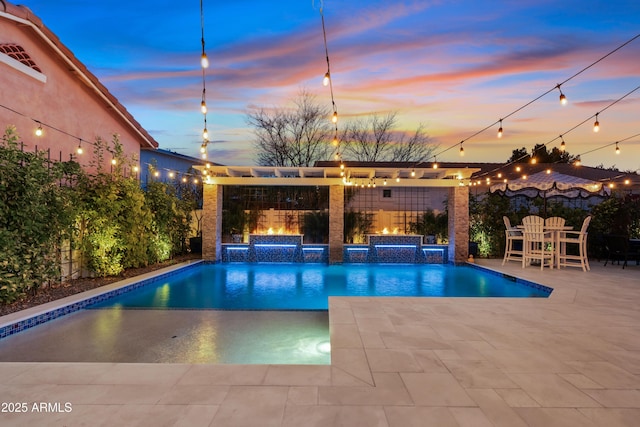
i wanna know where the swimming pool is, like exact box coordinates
[0,262,550,365]
[89,263,550,311]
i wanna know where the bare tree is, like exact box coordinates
[341,112,435,162]
[248,90,333,167]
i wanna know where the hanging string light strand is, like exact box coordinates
[318,0,340,158]
[429,32,640,163]
[199,0,209,159]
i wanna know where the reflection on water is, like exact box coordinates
[89,264,549,311]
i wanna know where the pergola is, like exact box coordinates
[195,165,479,264]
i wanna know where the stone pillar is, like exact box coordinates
[448,185,469,264]
[329,185,344,264]
[202,183,222,261]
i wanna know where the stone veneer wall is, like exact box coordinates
[448,186,470,264]
[329,185,345,263]
[202,184,222,261]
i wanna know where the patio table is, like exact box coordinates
[517,224,573,268]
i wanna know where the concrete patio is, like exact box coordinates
[0,258,639,426]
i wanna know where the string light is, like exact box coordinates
[411,169,416,177]
[574,156,581,166]
[593,113,600,132]
[319,1,340,156]
[497,119,503,138]
[459,142,464,156]
[615,142,620,154]
[76,139,83,155]
[323,72,330,87]
[199,0,209,159]
[557,84,567,105]
[560,135,566,152]
[34,122,43,137]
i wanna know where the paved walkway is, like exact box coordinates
[0,259,639,426]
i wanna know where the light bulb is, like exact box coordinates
[331,111,338,124]
[411,169,416,177]
[203,127,209,140]
[201,100,207,114]
[593,114,599,132]
[332,136,338,146]
[133,166,139,173]
[76,145,83,155]
[459,145,464,156]
[433,162,438,169]
[560,136,566,152]
[383,179,387,186]
[497,120,503,138]
[531,157,537,164]
[559,93,567,105]
[200,145,206,154]
[201,152,207,159]
[201,53,209,68]
[154,171,160,177]
[111,158,117,165]
[323,72,330,87]
[396,176,400,183]
[35,125,43,137]
[615,143,620,155]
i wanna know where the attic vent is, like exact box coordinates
[0,43,42,72]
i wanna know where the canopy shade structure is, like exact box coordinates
[490,170,610,199]
[490,170,611,217]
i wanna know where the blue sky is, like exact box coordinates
[21,0,640,171]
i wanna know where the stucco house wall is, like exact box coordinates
[0,1,158,173]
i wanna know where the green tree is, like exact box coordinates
[508,144,577,163]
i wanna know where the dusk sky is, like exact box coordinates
[21,0,640,171]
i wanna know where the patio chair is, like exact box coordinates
[603,234,633,269]
[522,215,555,270]
[545,216,566,228]
[557,216,591,271]
[502,216,523,265]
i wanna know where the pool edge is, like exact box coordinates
[0,259,204,339]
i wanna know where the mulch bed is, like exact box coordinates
[0,254,200,317]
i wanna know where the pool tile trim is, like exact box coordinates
[0,260,203,340]
[466,261,554,295]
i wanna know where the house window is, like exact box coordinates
[383,189,392,198]
[0,44,42,72]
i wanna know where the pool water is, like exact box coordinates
[90,263,550,311]
[0,263,549,365]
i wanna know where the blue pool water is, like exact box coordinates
[89,263,550,311]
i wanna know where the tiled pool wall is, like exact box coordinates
[466,262,554,295]
[0,261,204,340]
[223,234,448,264]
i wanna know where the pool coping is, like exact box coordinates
[0,260,553,340]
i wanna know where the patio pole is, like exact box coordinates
[202,183,222,261]
[448,185,470,264]
[329,184,344,263]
